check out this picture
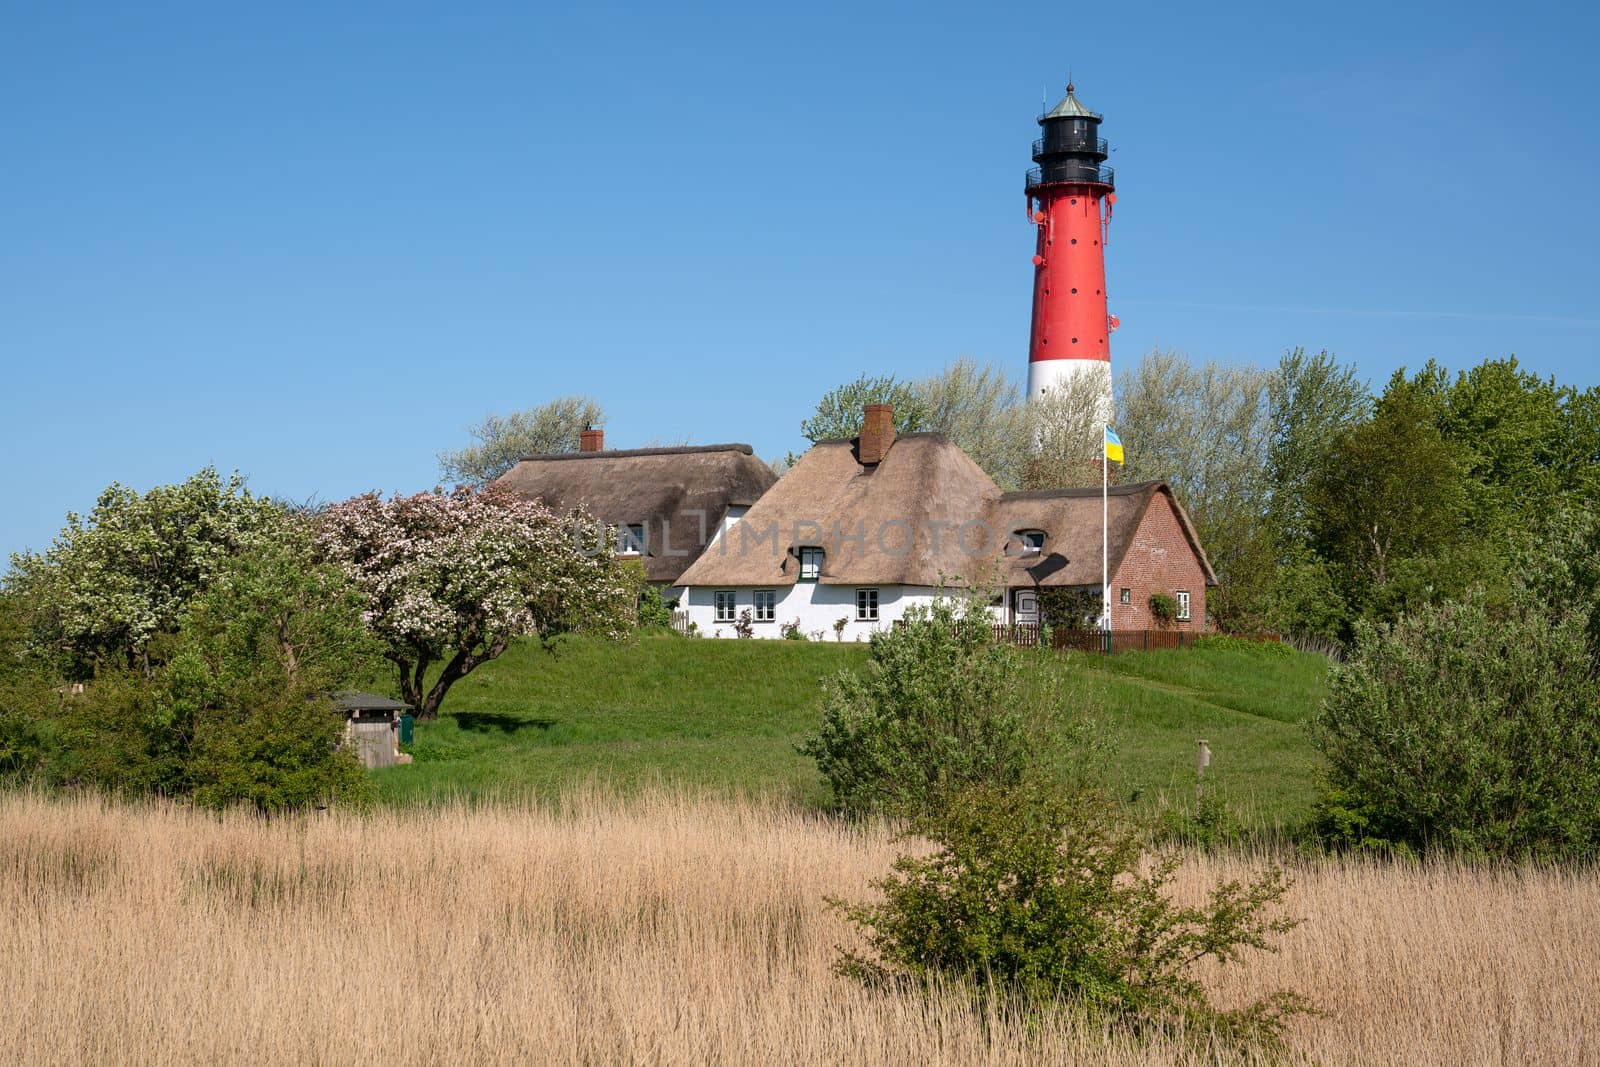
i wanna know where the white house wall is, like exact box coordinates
[681,583,944,641]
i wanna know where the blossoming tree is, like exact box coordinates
[318,485,634,719]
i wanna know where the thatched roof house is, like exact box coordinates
[677,405,1215,637]
[494,431,776,584]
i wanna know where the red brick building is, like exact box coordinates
[995,481,1215,631]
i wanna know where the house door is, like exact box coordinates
[1014,590,1039,626]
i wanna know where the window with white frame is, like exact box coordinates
[1176,590,1191,622]
[1120,587,1132,605]
[752,589,776,622]
[856,588,879,622]
[798,547,823,582]
[618,523,646,555]
[1016,530,1046,555]
[715,590,737,623]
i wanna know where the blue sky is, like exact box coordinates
[3,0,1596,561]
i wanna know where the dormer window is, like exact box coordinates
[618,523,646,556]
[798,547,823,582]
[1017,530,1046,556]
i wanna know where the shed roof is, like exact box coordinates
[494,443,777,583]
[330,692,412,713]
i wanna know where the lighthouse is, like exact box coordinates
[1025,82,1117,415]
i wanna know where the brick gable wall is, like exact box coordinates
[1108,493,1209,632]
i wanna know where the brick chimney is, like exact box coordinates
[579,427,605,453]
[859,404,896,466]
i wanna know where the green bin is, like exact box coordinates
[398,713,415,745]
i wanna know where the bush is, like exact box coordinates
[39,517,380,811]
[0,594,53,782]
[779,619,806,640]
[188,693,370,812]
[834,775,1307,1049]
[800,596,1063,816]
[1193,634,1293,658]
[1310,594,1600,860]
[635,583,677,631]
[1037,587,1100,630]
[1148,592,1178,626]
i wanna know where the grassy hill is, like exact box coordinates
[377,634,1327,828]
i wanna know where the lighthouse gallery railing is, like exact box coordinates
[1025,165,1115,188]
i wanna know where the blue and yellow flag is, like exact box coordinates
[1104,426,1125,465]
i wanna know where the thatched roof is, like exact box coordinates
[678,434,1215,589]
[993,483,1217,588]
[494,444,776,582]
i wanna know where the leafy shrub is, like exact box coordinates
[732,610,754,639]
[635,582,677,631]
[1193,634,1293,658]
[800,596,1076,817]
[1148,592,1178,626]
[0,595,53,782]
[0,699,47,781]
[1311,594,1600,861]
[834,775,1307,1049]
[42,517,379,811]
[833,617,849,641]
[1037,587,1101,630]
[779,619,806,641]
[187,693,370,812]
[1152,787,1250,848]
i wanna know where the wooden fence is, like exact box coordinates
[988,624,1283,655]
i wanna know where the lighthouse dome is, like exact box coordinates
[1043,82,1101,121]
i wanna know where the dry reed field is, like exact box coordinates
[2,789,1597,1066]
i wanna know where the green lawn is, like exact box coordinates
[376,634,1328,829]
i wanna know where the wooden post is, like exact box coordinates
[1196,739,1211,811]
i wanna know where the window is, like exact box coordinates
[1017,530,1045,556]
[1176,591,1192,622]
[618,523,646,556]
[714,590,737,623]
[856,588,879,622]
[798,547,823,582]
[752,589,776,622]
[1120,588,1131,605]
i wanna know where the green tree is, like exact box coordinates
[1017,363,1112,490]
[1265,348,1370,552]
[5,468,278,677]
[1511,504,1600,650]
[915,359,1027,487]
[800,373,930,444]
[1306,390,1471,620]
[1436,358,1600,525]
[439,396,606,487]
[1117,350,1277,631]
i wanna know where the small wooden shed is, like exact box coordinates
[332,692,412,770]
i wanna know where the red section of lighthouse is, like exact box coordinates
[1025,82,1117,403]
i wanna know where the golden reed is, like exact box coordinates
[1,788,1596,1065]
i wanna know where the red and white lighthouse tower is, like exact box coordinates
[1025,82,1117,411]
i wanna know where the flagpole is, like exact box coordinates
[1102,426,1110,647]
